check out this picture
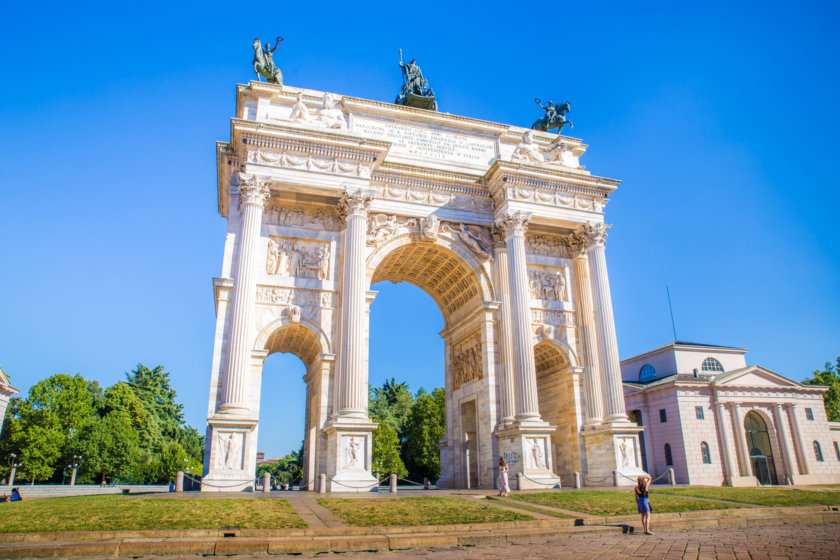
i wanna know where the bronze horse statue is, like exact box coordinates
[531,99,572,134]
[253,37,283,84]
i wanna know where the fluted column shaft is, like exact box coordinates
[492,232,515,425]
[221,176,270,411]
[583,223,627,423]
[714,402,737,482]
[336,191,372,417]
[773,403,797,481]
[498,213,540,420]
[568,234,604,427]
[787,404,810,475]
[731,404,751,475]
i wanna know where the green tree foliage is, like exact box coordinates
[73,410,140,484]
[804,356,840,421]
[256,446,304,484]
[369,378,414,437]
[125,365,184,440]
[402,388,446,481]
[371,421,407,478]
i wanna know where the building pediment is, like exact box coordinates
[713,365,805,390]
[0,366,20,396]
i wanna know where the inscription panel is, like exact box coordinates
[352,116,497,166]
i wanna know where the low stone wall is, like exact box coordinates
[2,484,171,499]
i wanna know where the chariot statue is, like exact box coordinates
[531,98,572,134]
[253,36,284,84]
[395,50,437,111]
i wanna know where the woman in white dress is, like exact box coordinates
[497,457,510,497]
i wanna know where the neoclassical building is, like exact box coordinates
[201,81,645,491]
[623,342,840,485]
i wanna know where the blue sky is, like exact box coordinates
[1,1,838,458]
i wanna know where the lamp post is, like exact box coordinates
[70,455,82,486]
[62,465,71,485]
[7,454,21,488]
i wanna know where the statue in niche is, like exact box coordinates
[420,214,440,240]
[512,130,545,163]
[253,37,284,84]
[346,437,360,467]
[395,49,437,111]
[315,94,347,130]
[531,99,572,134]
[216,432,241,470]
[619,439,630,467]
[530,439,546,470]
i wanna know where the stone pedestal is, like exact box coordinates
[323,419,378,492]
[581,423,645,487]
[496,425,561,489]
[202,418,258,492]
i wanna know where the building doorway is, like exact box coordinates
[744,411,778,485]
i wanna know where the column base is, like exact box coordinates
[581,423,645,487]
[202,417,258,492]
[495,422,561,490]
[724,475,759,487]
[323,416,378,492]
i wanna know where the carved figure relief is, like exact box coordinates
[345,436,362,468]
[511,130,545,163]
[528,438,547,470]
[255,286,337,309]
[365,213,491,259]
[528,267,568,302]
[451,334,483,390]
[266,238,330,280]
[440,222,491,257]
[366,214,417,246]
[286,92,348,130]
[215,432,243,470]
[526,234,568,257]
[264,205,341,232]
[376,181,494,212]
[617,437,636,468]
[420,214,440,240]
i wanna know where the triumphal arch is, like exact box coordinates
[202,81,645,491]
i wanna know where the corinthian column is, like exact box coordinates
[497,212,540,422]
[491,226,515,426]
[220,174,270,412]
[566,232,604,427]
[582,223,628,424]
[335,189,373,418]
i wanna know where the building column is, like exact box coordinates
[773,403,798,482]
[730,404,751,476]
[219,174,270,412]
[335,190,373,418]
[566,232,604,427]
[714,402,738,483]
[582,223,628,424]
[497,212,541,422]
[787,404,811,475]
[491,227,515,427]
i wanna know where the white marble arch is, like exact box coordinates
[252,317,333,491]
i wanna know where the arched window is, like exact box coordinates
[701,357,725,373]
[664,443,673,466]
[700,441,711,464]
[639,364,656,382]
[814,441,824,462]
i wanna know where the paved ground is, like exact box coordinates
[228,522,838,560]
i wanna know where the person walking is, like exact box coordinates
[635,475,653,535]
[497,457,510,497]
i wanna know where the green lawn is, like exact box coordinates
[318,497,532,526]
[509,490,742,516]
[0,495,305,533]
[485,496,574,518]
[658,487,840,507]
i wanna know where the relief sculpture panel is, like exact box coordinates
[266,238,331,280]
[451,332,483,390]
[528,266,568,303]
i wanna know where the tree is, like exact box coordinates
[125,364,184,440]
[101,382,160,454]
[73,410,140,484]
[804,356,840,422]
[402,388,446,481]
[369,378,414,437]
[371,422,407,478]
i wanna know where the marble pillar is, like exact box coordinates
[773,403,798,483]
[582,223,628,424]
[566,232,604,427]
[491,226,515,427]
[220,174,270,412]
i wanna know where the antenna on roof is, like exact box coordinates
[666,286,678,341]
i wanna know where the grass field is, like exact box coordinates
[318,496,532,526]
[658,487,840,507]
[509,490,742,516]
[0,495,305,533]
[484,496,575,518]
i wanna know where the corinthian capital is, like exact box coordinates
[581,222,611,248]
[236,173,271,210]
[564,231,590,258]
[338,189,373,222]
[495,211,531,239]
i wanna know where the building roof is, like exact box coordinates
[624,364,826,394]
[620,340,748,365]
[0,366,20,395]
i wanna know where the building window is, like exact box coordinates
[701,357,725,373]
[700,441,711,464]
[695,406,705,420]
[805,408,814,421]
[814,441,824,462]
[664,443,673,466]
[639,364,656,382]
[834,441,840,461]
[659,409,667,423]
